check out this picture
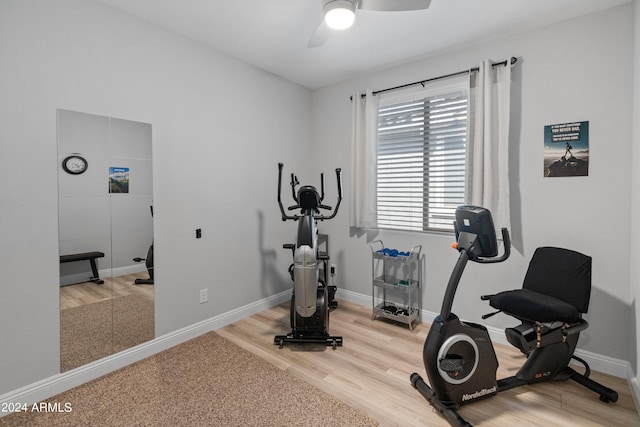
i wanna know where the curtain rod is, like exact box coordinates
[352,56,517,100]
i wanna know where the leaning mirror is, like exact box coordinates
[57,109,154,372]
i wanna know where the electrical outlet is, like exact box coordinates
[331,264,336,275]
[199,288,208,304]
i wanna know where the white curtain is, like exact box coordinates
[350,89,379,229]
[468,60,512,232]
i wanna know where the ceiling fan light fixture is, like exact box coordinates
[324,0,357,30]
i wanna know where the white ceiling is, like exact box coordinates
[97,0,631,89]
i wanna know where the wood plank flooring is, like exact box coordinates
[60,272,153,310]
[218,299,640,427]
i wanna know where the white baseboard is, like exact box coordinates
[0,289,291,416]
[630,374,640,414]
[110,264,147,277]
[337,288,372,307]
[60,265,146,286]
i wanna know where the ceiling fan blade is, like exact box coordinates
[359,0,431,12]
[308,20,330,48]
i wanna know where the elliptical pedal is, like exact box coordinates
[273,334,343,349]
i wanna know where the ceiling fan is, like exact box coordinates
[308,0,432,48]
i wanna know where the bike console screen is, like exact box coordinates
[454,205,498,258]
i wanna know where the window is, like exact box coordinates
[376,84,469,232]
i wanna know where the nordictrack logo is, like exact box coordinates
[461,386,497,402]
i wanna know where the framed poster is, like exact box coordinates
[543,121,589,177]
[109,167,130,193]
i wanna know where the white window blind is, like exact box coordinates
[376,86,469,232]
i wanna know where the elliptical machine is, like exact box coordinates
[410,205,618,427]
[274,163,343,349]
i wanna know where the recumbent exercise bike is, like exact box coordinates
[410,205,618,427]
[274,163,343,349]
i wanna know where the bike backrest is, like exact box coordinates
[522,246,592,313]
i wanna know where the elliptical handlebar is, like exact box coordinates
[288,172,299,208]
[277,163,343,222]
[318,168,342,221]
[278,163,296,221]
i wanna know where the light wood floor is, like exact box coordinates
[218,299,640,427]
[60,272,153,310]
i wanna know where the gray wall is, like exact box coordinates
[311,4,635,363]
[0,0,309,394]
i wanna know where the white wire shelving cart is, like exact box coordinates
[370,240,422,330]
